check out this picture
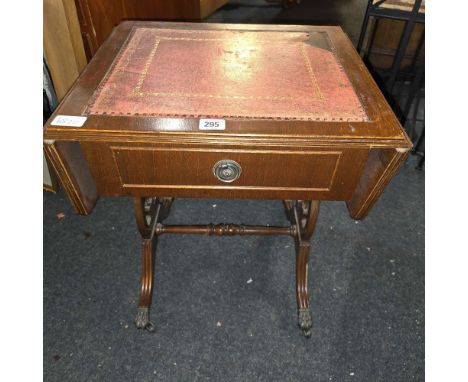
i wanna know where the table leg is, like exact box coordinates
[291,200,320,337]
[296,242,312,336]
[135,237,157,331]
[133,197,318,336]
[134,197,173,332]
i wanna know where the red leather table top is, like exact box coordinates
[87,27,367,122]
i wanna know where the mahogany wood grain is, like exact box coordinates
[43,141,97,214]
[301,200,320,241]
[133,197,173,331]
[347,147,410,219]
[157,224,295,236]
[296,242,311,310]
[138,238,156,308]
[292,200,320,336]
[79,141,368,200]
[134,197,158,326]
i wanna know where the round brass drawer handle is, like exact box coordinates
[213,160,242,183]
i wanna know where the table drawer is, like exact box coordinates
[81,142,368,200]
[82,143,368,200]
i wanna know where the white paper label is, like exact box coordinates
[51,115,87,127]
[199,119,226,131]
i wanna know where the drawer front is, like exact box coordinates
[81,143,368,200]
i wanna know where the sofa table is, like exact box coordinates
[44,21,411,337]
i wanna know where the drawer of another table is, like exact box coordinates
[80,142,369,200]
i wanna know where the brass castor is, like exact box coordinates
[298,308,312,338]
[135,307,155,332]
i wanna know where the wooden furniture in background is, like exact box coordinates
[44,0,87,99]
[43,0,88,192]
[74,0,228,59]
[361,18,424,70]
[357,0,425,73]
[44,21,411,337]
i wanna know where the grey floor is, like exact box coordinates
[44,1,424,381]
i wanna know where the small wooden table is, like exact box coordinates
[44,21,411,337]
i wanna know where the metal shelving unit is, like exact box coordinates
[357,0,425,169]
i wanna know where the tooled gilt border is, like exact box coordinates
[86,27,368,121]
[128,34,324,101]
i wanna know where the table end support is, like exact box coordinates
[291,200,320,338]
[133,197,173,333]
